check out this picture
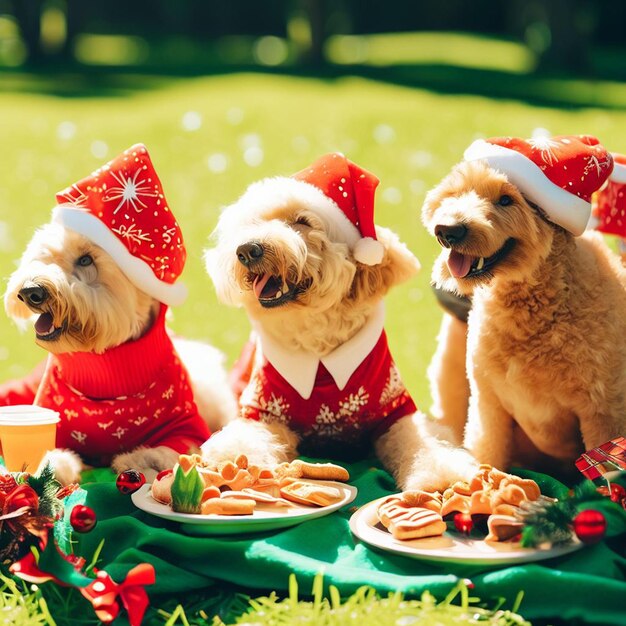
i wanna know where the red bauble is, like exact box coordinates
[573,510,606,544]
[116,470,146,495]
[70,505,97,533]
[609,483,626,506]
[454,512,473,535]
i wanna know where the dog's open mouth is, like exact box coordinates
[34,312,64,341]
[447,238,516,279]
[250,272,310,308]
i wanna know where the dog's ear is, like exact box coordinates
[350,226,420,302]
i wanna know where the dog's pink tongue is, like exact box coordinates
[253,273,271,299]
[35,312,54,334]
[447,251,473,278]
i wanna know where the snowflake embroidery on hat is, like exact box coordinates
[583,154,612,177]
[111,223,152,246]
[528,136,561,166]
[57,183,90,207]
[103,168,159,215]
[162,226,178,244]
[379,362,404,407]
[130,416,148,427]
[162,385,175,400]
[97,421,113,430]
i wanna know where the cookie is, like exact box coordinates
[401,490,442,513]
[440,492,471,517]
[279,480,343,507]
[200,497,256,516]
[377,497,446,540]
[276,460,349,482]
[151,470,174,505]
[221,489,292,507]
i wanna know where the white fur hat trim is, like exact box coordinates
[53,205,188,306]
[464,139,591,236]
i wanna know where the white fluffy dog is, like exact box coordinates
[1,145,235,483]
[202,153,475,490]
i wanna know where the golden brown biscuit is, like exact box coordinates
[440,492,471,517]
[279,480,343,507]
[151,471,174,505]
[200,497,256,515]
[377,497,446,540]
[276,460,349,482]
[401,490,442,513]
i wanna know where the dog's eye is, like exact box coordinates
[294,216,311,227]
[497,195,513,207]
[77,254,93,267]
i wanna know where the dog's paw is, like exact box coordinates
[112,446,179,483]
[201,418,297,468]
[403,445,478,492]
[41,448,83,485]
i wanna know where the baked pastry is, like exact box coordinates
[151,469,174,505]
[201,497,256,515]
[377,496,446,540]
[275,460,350,482]
[280,480,343,507]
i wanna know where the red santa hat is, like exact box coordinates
[53,144,187,306]
[591,153,626,238]
[464,134,614,236]
[291,152,384,265]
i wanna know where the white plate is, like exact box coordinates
[131,482,357,535]
[349,497,583,565]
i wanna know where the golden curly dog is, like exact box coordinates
[422,139,626,477]
[203,152,476,490]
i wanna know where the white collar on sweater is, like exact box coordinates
[252,303,385,400]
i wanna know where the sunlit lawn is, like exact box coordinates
[2,70,626,410]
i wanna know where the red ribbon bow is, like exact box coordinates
[81,564,155,626]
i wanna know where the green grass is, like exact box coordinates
[2,69,626,411]
[158,575,529,626]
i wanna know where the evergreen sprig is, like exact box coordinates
[517,480,614,548]
[25,463,63,519]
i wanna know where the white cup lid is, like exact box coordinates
[0,405,60,425]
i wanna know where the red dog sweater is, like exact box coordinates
[233,304,416,454]
[0,306,210,466]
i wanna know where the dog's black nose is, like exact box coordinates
[435,224,468,248]
[236,242,264,267]
[18,284,49,307]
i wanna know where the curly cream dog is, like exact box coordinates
[422,135,626,475]
[202,153,474,490]
[1,145,235,483]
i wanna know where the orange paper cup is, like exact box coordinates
[0,405,60,473]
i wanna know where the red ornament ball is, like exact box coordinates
[609,483,626,506]
[573,509,606,544]
[116,470,146,495]
[70,505,97,533]
[454,512,474,535]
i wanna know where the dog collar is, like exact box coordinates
[252,302,385,399]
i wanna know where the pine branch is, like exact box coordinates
[26,464,63,519]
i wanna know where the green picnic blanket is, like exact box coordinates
[69,461,626,626]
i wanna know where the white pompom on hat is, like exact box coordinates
[291,152,385,265]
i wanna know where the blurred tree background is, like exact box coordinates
[1,0,625,76]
